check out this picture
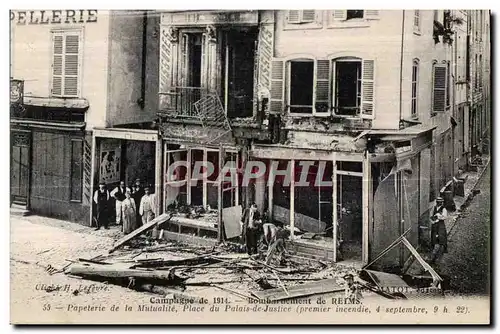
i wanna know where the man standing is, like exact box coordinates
[241,203,261,255]
[139,186,156,225]
[93,182,110,230]
[132,178,145,228]
[429,196,448,268]
[110,181,127,226]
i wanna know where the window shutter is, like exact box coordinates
[302,10,316,23]
[365,10,380,20]
[361,59,375,118]
[270,59,285,114]
[315,59,330,114]
[287,10,301,23]
[332,10,347,21]
[180,34,189,87]
[52,35,63,96]
[64,34,79,96]
[432,65,447,113]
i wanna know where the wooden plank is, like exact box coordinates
[24,96,89,109]
[273,205,326,233]
[251,278,343,301]
[68,263,186,282]
[222,205,242,239]
[108,213,173,253]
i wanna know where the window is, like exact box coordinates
[334,59,362,116]
[331,10,379,24]
[413,10,421,33]
[411,60,419,118]
[51,30,82,97]
[333,58,375,118]
[432,62,447,113]
[270,57,374,118]
[70,139,83,202]
[287,10,316,24]
[180,32,203,88]
[288,60,314,114]
[346,10,364,20]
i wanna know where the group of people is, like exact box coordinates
[93,178,157,235]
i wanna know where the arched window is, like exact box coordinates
[411,59,419,118]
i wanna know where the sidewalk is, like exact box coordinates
[446,154,491,232]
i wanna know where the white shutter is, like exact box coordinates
[51,31,81,98]
[51,35,63,96]
[287,10,301,23]
[64,34,79,96]
[365,10,380,20]
[315,59,330,115]
[432,64,447,113]
[270,59,285,114]
[361,59,375,119]
[332,10,347,21]
[302,10,316,23]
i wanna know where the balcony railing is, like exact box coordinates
[159,87,210,118]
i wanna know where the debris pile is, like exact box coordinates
[63,217,445,302]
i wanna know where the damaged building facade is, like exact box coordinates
[11,9,490,269]
[10,10,162,223]
[156,9,491,268]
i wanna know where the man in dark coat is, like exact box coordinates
[241,203,261,255]
[93,182,110,230]
[132,178,145,228]
[429,197,448,267]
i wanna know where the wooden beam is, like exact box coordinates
[89,135,97,227]
[362,152,370,265]
[108,213,173,253]
[268,159,274,217]
[218,143,225,242]
[155,139,163,215]
[332,156,337,262]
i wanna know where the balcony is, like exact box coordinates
[159,86,210,118]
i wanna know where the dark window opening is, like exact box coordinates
[225,28,258,118]
[346,10,364,20]
[186,33,202,88]
[335,61,361,116]
[289,61,314,114]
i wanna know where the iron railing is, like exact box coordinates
[160,86,210,117]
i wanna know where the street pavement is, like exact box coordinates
[441,164,491,295]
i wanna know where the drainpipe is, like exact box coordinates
[399,10,405,126]
[137,11,148,109]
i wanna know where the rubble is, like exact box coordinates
[63,220,445,302]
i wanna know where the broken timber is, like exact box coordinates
[67,263,189,284]
[108,213,173,253]
[251,278,343,301]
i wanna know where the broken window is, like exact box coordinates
[288,60,314,114]
[346,10,364,20]
[164,145,188,209]
[222,152,240,208]
[334,59,362,116]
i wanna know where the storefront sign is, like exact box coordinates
[161,11,258,26]
[10,10,98,25]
